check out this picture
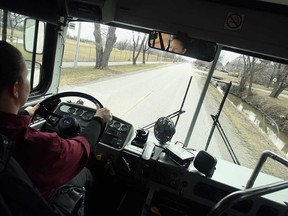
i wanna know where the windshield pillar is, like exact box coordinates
[183,45,223,148]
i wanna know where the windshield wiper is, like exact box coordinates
[142,76,192,130]
[205,81,240,165]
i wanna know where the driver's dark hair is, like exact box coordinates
[0,41,25,87]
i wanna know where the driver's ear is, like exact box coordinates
[11,81,20,99]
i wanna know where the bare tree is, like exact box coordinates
[265,62,278,88]
[238,56,268,96]
[237,55,251,94]
[270,64,288,98]
[8,12,25,42]
[142,35,148,64]
[101,26,117,68]
[132,32,146,65]
[115,40,131,51]
[247,57,256,96]
[93,23,117,69]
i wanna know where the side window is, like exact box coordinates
[0,9,44,90]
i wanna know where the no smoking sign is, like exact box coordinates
[224,12,245,31]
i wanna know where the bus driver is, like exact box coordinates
[0,41,112,215]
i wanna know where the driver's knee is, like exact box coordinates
[66,167,94,188]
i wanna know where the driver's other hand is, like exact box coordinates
[25,103,40,117]
[95,107,112,123]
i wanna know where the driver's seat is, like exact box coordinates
[0,133,57,216]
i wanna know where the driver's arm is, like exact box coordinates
[78,107,112,155]
[18,104,40,116]
[79,117,104,155]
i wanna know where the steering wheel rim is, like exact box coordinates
[35,91,104,127]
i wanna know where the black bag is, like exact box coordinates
[48,184,86,216]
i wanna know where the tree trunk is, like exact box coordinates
[270,64,288,98]
[247,57,256,96]
[142,35,148,64]
[132,32,146,65]
[93,24,117,69]
[8,13,14,42]
[94,23,103,69]
[238,55,250,95]
[101,26,117,69]
[265,63,277,88]
[269,85,285,97]
[142,49,146,64]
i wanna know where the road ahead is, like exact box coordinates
[60,62,225,156]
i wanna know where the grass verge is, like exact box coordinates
[60,63,169,87]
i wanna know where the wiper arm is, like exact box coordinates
[142,110,186,130]
[142,76,192,130]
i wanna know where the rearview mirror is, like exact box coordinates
[148,31,218,62]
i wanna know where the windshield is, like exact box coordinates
[1,13,287,181]
[58,22,288,180]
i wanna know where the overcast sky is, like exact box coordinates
[67,22,135,42]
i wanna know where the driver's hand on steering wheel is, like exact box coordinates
[95,107,113,123]
[25,103,40,117]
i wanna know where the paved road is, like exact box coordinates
[60,62,224,156]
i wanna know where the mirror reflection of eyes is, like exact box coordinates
[148,31,218,62]
[169,39,187,54]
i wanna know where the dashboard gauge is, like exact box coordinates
[120,124,129,132]
[112,121,121,129]
[76,109,83,115]
[82,111,94,121]
[67,107,76,114]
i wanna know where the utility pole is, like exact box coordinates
[74,22,82,68]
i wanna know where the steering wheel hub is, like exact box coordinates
[58,116,80,137]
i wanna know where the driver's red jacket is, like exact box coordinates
[0,111,104,198]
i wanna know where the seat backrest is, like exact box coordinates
[0,133,57,216]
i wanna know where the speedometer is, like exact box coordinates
[82,111,94,121]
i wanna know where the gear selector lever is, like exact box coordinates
[131,129,149,148]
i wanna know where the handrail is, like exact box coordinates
[245,150,288,189]
[207,150,288,216]
[207,180,288,216]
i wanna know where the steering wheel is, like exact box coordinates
[34,91,104,137]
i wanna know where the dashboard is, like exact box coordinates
[49,102,134,150]
[34,101,288,216]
